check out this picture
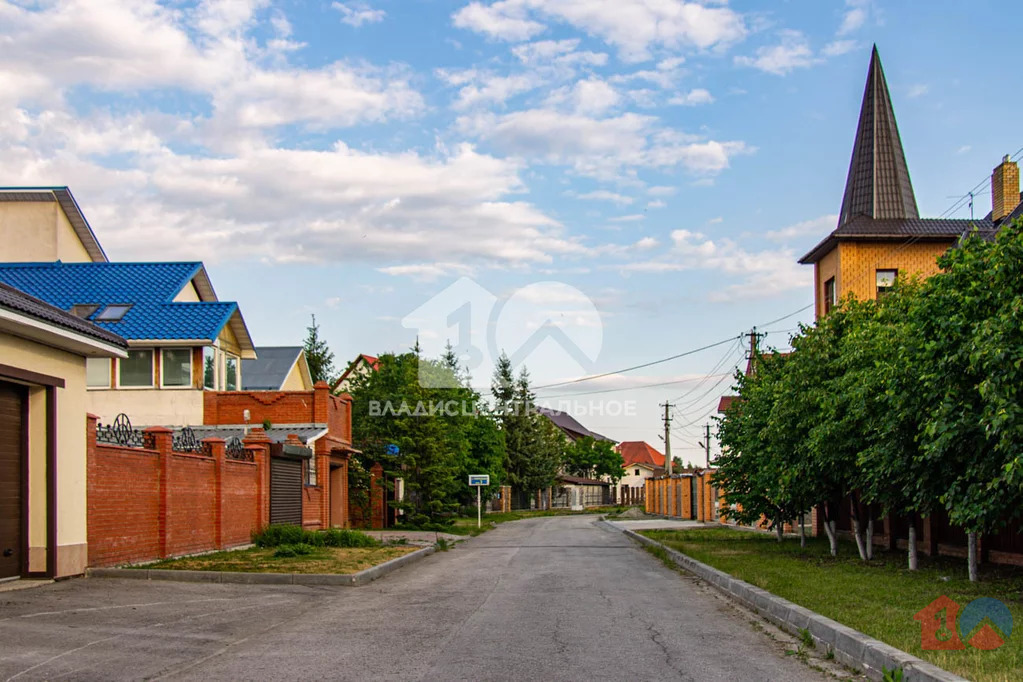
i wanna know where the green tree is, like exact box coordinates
[303,314,336,384]
[564,436,624,482]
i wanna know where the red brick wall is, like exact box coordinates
[87,417,268,567]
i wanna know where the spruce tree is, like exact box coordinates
[303,314,336,384]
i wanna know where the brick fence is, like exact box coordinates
[644,473,720,521]
[87,415,270,567]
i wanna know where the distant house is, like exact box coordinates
[332,353,379,394]
[555,474,612,509]
[536,406,614,442]
[0,281,127,579]
[0,261,256,426]
[242,346,313,391]
[616,441,665,498]
[0,187,107,263]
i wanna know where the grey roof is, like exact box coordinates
[242,346,304,390]
[0,187,108,262]
[0,281,127,348]
[537,407,615,443]
[172,424,328,445]
[799,217,990,263]
[557,474,610,486]
[839,46,918,225]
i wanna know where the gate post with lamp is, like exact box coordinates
[469,474,490,528]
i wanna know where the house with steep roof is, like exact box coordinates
[0,261,256,426]
[616,441,665,500]
[332,353,379,394]
[0,187,107,264]
[799,47,1021,316]
[536,406,614,442]
[242,346,313,391]
[0,281,127,580]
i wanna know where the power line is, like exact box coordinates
[535,372,733,400]
[755,303,813,329]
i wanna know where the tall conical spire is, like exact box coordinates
[838,46,919,225]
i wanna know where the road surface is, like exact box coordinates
[0,515,826,681]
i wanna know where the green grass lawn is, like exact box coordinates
[444,505,634,536]
[641,527,1023,682]
[142,545,418,574]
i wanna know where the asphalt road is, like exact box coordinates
[0,516,827,681]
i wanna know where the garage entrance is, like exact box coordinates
[0,381,26,579]
[269,442,312,527]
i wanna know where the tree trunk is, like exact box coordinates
[908,518,918,571]
[799,513,806,548]
[968,531,979,582]
[851,516,868,561]
[776,521,784,542]
[823,519,838,556]
[865,512,874,561]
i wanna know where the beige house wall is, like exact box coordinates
[87,387,205,427]
[173,281,201,302]
[0,333,90,577]
[0,200,93,263]
[280,356,313,391]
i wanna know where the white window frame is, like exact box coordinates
[117,348,155,389]
[86,357,111,390]
[224,353,240,391]
[160,347,194,389]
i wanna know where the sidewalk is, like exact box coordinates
[603,518,708,531]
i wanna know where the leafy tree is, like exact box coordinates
[564,436,625,482]
[303,314,337,384]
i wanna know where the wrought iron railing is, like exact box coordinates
[172,426,212,456]
[225,436,253,462]
[96,413,153,449]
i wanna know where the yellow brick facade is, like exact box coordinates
[814,239,953,317]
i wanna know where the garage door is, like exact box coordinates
[0,382,25,579]
[270,457,302,526]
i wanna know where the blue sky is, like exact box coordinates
[2,0,1021,457]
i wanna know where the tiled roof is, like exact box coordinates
[243,347,304,390]
[0,262,238,342]
[0,281,127,348]
[537,406,615,442]
[332,353,380,391]
[616,441,665,468]
[557,474,610,486]
[798,218,987,264]
[717,396,737,413]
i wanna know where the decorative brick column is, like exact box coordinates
[146,426,174,557]
[244,427,272,529]
[204,438,226,548]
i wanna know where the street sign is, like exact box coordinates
[469,474,490,487]
[469,474,490,528]
[385,444,400,455]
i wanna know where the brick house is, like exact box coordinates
[616,441,664,504]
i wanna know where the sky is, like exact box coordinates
[2,0,1022,460]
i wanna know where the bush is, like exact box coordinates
[322,528,378,548]
[253,524,307,548]
[273,542,316,558]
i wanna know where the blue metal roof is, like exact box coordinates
[0,262,238,342]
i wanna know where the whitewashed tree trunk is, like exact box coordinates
[799,513,806,548]
[908,521,918,571]
[851,516,868,561]
[823,519,838,556]
[968,531,979,582]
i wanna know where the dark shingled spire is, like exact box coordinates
[838,45,919,225]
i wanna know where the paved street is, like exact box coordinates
[0,516,826,681]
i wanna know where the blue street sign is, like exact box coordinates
[386,444,400,455]
[469,474,490,486]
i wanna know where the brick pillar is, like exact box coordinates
[146,426,174,558]
[204,438,226,548]
[313,381,330,423]
[244,427,272,529]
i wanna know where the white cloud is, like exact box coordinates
[906,83,929,99]
[734,30,820,76]
[332,1,386,27]
[547,78,620,114]
[647,199,666,209]
[669,88,714,106]
[453,0,746,61]
[821,39,857,57]
[647,186,676,197]
[511,39,607,69]
[957,145,972,155]
[764,215,838,242]
[440,69,541,109]
[574,190,634,205]
[838,0,869,35]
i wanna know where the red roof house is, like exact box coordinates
[616,441,665,468]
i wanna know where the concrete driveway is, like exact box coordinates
[0,515,826,681]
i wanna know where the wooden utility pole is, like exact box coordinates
[704,423,711,467]
[660,402,674,477]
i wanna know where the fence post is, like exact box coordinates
[146,426,174,558]
[244,427,272,529]
[204,438,226,549]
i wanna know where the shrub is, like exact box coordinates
[322,528,378,548]
[273,543,316,558]
[253,524,306,548]
[255,524,379,549]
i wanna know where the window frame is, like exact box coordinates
[94,303,133,322]
[202,346,218,390]
[86,357,111,389]
[306,454,317,487]
[117,348,155,389]
[875,268,898,299]
[823,277,836,315]
[224,354,239,391]
[160,347,194,389]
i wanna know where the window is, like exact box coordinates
[823,277,836,315]
[119,349,154,387]
[225,355,239,391]
[94,304,132,322]
[86,357,111,388]
[635,469,640,476]
[306,455,317,486]
[203,347,217,390]
[161,348,192,387]
[876,269,897,299]
[71,304,99,319]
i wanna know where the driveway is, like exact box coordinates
[0,516,826,681]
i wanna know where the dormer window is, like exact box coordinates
[71,304,99,319]
[94,304,132,322]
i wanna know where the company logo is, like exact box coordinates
[914,596,1013,650]
[402,277,603,389]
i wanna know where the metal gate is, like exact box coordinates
[0,382,25,578]
[270,457,302,526]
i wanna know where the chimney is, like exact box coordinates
[992,155,1020,222]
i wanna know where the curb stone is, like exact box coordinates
[598,520,966,682]
[87,546,436,587]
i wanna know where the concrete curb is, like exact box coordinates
[87,545,436,587]
[599,520,965,682]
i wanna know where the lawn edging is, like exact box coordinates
[600,520,966,682]
[87,545,435,587]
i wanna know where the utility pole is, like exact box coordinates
[660,402,674,478]
[704,423,711,468]
[744,327,766,373]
